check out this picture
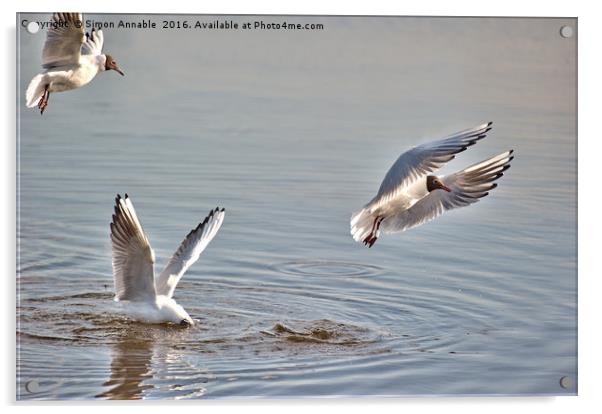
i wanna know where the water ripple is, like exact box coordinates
[272,259,385,278]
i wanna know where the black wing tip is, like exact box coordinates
[196,206,225,229]
[476,192,490,199]
[487,121,493,127]
[115,193,130,203]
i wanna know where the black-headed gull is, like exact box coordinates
[351,122,513,247]
[110,194,225,326]
[25,13,124,114]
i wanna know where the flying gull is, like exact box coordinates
[25,12,124,114]
[351,122,513,247]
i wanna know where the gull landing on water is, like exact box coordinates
[110,194,225,326]
[25,13,124,115]
[351,122,513,247]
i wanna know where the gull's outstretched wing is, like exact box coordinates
[110,194,156,302]
[381,150,513,234]
[365,122,493,213]
[156,208,225,299]
[81,28,104,56]
[42,13,85,68]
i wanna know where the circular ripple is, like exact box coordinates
[273,260,384,278]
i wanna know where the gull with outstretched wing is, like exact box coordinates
[110,194,225,326]
[351,122,513,247]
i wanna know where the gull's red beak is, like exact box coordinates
[441,184,452,192]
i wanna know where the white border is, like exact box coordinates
[3,0,599,413]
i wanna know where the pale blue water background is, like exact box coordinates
[16,15,576,399]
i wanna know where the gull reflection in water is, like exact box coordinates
[97,323,212,400]
[97,328,155,400]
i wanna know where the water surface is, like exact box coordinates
[17,15,577,399]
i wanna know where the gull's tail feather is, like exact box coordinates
[25,74,46,108]
[350,208,379,243]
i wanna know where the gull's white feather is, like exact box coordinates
[42,13,85,69]
[110,194,156,302]
[156,208,226,298]
[81,29,104,56]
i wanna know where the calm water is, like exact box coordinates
[16,15,577,399]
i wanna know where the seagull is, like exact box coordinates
[25,13,124,114]
[351,122,513,247]
[110,194,225,326]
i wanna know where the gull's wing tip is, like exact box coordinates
[192,207,225,231]
[481,121,493,133]
[156,204,226,298]
[211,206,226,215]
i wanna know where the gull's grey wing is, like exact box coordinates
[42,13,86,68]
[381,150,513,234]
[81,28,104,56]
[366,122,493,213]
[156,208,225,299]
[110,194,156,301]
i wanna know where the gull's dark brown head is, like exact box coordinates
[426,175,451,193]
[104,54,125,76]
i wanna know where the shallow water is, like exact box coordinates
[17,15,577,399]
